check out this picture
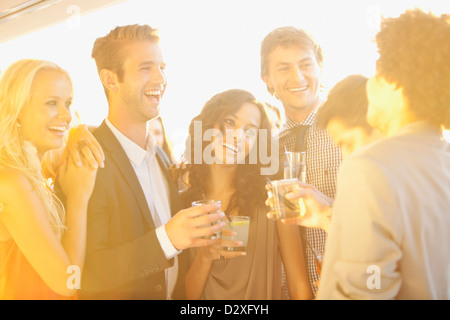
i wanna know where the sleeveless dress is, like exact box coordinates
[0,239,77,300]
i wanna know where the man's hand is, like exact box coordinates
[165,203,225,250]
[266,181,333,232]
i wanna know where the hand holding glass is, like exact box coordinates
[283,151,306,216]
[221,216,250,252]
[192,200,223,240]
[267,179,305,220]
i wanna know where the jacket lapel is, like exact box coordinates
[94,121,155,229]
[155,147,181,217]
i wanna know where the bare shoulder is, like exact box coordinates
[0,168,34,240]
[0,167,34,201]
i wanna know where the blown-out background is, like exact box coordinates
[1,0,449,159]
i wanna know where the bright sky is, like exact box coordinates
[1,0,449,157]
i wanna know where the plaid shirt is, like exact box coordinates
[277,103,342,297]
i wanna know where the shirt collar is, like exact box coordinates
[105,118,156,166]
[284,99,321,130]
[395,120,442,137]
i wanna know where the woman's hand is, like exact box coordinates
[65,124,104,169]
[57,154,98,205]
[199,229,246,262]
[43,125,104,180]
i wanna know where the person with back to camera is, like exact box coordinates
[317,9,450,299]
[276,10,450,299]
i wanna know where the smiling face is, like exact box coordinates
[116,41,167,123]
[327,119,371,160]
[212,102,261,165]
[263,44,321,121]
[18,69,73,158]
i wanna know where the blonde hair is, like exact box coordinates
[0,59,72,239]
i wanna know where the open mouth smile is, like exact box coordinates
[48,125,68,136]
[287,85,309,93]
[223,142,238,153]
[144,89,162,103]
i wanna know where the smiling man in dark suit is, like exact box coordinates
[80,24,224,300]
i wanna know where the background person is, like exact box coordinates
[265,103,282,132]
[148,116,176,165]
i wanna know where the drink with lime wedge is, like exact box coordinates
[221,216,250,252]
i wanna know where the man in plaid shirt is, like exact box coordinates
[260,26,342,297]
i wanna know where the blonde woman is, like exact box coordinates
[0,59,99,299]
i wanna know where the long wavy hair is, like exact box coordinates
[0,59,71,239]
[181,89,272,216]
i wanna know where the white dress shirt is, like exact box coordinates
[105,119,180,299]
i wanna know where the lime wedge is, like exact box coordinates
[230,221,250,226]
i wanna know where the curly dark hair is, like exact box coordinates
[181,89,272,216]
[376,9,450,128]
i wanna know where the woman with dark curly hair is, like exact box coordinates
[181,89,311,300]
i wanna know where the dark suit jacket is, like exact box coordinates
[79,121,184,299]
